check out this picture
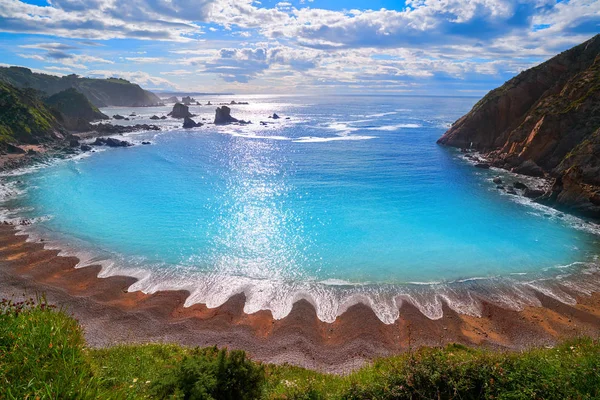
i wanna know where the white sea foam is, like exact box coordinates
[365,123,421,131]
[293,135,376,143]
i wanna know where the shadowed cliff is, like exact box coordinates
[438,34,600,219]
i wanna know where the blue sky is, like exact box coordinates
[0,0,598,95]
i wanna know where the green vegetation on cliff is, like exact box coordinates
[0,66,162,107]
[2,297,599,399]
[45,88,109,131]
[0,81,64,147]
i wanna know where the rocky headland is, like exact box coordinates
[0,66,163,107]
[437,34,600,220]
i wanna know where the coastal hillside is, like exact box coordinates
[437,34,600,219]
[0,66,162,107]
[45,88,109,131]
[0,81,65,149]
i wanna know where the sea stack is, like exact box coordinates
[214,106,239,125]
[437,34,600,220]
[168,103,192,119]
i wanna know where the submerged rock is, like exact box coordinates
[150,115,160,120]
[474,163,490,169]
[113,114,126,120]
[493,177,503,184]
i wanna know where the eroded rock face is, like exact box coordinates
[437,34,600,220]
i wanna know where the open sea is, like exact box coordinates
[3,94,600,323]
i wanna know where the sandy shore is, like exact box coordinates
[0,224,599,373]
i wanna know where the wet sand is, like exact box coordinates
[1,223,599,373]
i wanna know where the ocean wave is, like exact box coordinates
[293,135,376,143]
[365,124,421,131]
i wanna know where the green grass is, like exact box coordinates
[1,297,599,399]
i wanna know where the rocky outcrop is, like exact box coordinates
[92,137,133,147]
[168,103,192,119]
[164,96,179,103]
[181,96,195,105]
[214,106,238,125]
[437,34,600,220]
[183,117,202,129]
[93,124,160,134]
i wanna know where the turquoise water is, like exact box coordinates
[7,95,600,322]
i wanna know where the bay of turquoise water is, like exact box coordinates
[7,95,600,322]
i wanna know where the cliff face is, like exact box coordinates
[437,34,600,219]
[0,82,65,149]
[45,88,109,131]
[0,67,162,107]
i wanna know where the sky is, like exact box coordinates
[0,0,598,95]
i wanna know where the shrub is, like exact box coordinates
[152,346,266,399]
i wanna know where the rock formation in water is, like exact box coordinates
[168,103,192,119]
[183,117,202,128]
[214,106,239,125]
[181,96,195,105]
[437,34,600,219]
[92,137,133,147]
[0,66,162,107]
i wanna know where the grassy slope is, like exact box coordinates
[1,299,599,399]
[0,81,62,145]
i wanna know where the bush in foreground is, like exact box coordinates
[1,297,599,399]
[151,347,265,400]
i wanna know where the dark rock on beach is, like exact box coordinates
[524,188,546,199]
[150,115,160,120]
[113,114,126,120]
[437,34,600,220]
[513,181,528,190]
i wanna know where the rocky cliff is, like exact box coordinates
[437,34,600,219]
[0,67,162,107]
[0,82,65,149]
